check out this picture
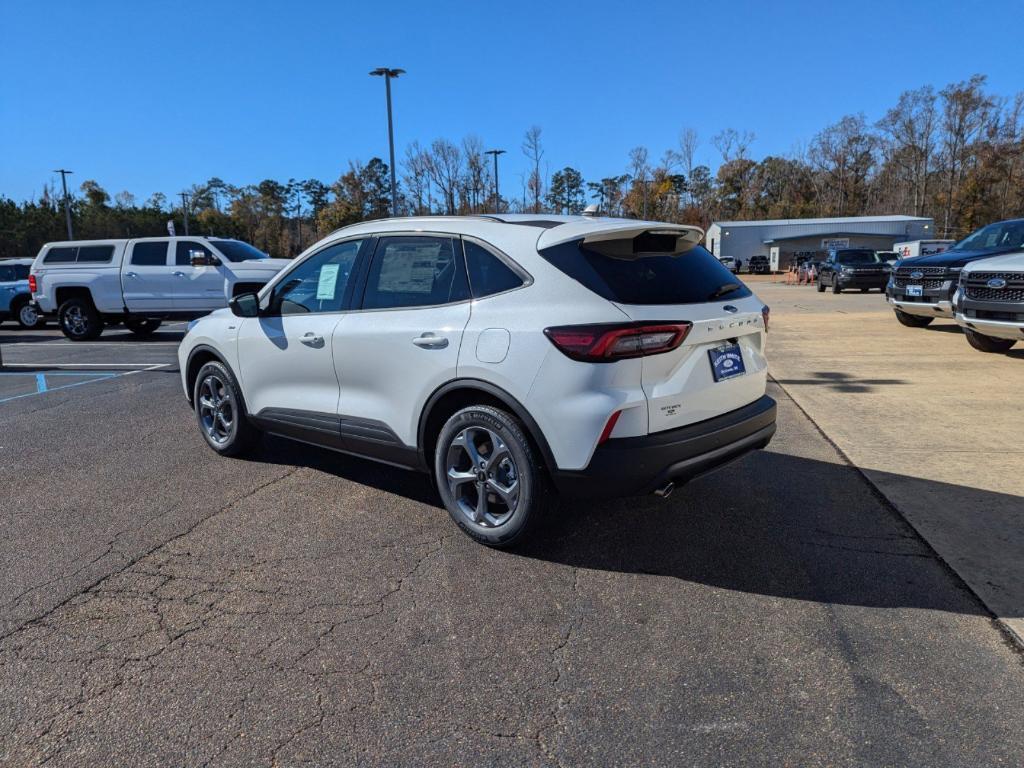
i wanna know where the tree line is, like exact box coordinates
[2,74,1021,260]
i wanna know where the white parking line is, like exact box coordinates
[0,363,172,369]
[3,341,180,346]
[0,364,169,403]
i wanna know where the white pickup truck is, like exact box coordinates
[30,237,289,340]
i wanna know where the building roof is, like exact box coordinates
[712,215,930,228]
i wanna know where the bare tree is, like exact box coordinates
[402,141,431,215]
[938,75,997,235]
[877,86,938,216]
[425,139,462,215]
[461,135,489,213]
[627,146,650,218]
[712,128,755,164]
[522,126,544,213]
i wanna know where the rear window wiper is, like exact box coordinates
[707,282,741,301]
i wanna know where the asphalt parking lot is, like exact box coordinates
[1,313,1023,766]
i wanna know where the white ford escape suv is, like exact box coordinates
[178,215,776,546]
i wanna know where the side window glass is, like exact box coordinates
[77,245,114,263]
[44,247,77,264]
[14,265,30,279]
[269,239,362,316]
[0,266,14,281]
[131,242,169,266]
[362,236,470,310]
[464,240,524,298]
[176,240,216,266]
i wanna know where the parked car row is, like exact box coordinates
[25,237,288,340]
[884,217,1024,353]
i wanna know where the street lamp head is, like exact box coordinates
[369,67,405,78]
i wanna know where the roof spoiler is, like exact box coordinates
[537,221,705,256]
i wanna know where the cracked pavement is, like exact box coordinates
[1,334,1023,765]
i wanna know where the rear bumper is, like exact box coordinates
[552,395,777,498]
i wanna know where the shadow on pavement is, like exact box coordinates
[249,434,1013,619]
[773,370,909,393]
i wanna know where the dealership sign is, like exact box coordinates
[822,238,850,249]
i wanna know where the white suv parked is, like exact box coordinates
[179,215,776,546]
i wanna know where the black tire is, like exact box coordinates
[434,405,551,548]
[193,361,261,456]
[11,297,45,329]
[894,310,933,328]
[58,297,104,341]
[125,317,162,338]
[964,328,1016,353]
[816,278,825,293]
[831,277,842,294]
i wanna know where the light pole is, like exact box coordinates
[179,192,191,235]
[53,169,74,239]
[369,67,405,217]
[484,149,505,213]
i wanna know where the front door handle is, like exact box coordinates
[125,271,139,278]
[412,333,449,349]
[300,331,324,347]
[173,271,187,278]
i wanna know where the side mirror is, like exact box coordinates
[191,251,218,267]
[229,292,260,318]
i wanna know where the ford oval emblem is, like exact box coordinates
[723,305,739,313]
[987,277,1007,289]
[910,270,924,280]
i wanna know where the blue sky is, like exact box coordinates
[2,0,1023,204]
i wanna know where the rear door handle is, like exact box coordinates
[173,271,187,278]
[300,332,324,347]
[413,333,449,349]
[125,271,139,278]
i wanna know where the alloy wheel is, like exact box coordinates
[198,374,235,445]
[64,306,88,335]
[445,426,520,528]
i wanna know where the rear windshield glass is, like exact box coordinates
[212,240,268,262]
[539,240,751,305]
[835,250,879,264]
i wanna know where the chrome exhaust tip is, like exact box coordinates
[653,482,674,499]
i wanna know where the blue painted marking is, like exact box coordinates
[0,371,124,404]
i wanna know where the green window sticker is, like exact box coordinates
[316,263,340,300]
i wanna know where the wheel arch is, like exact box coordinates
[54,285,96,309]
[417,379,557,474]
[184,344,232,405]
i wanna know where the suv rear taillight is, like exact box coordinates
[544,322,692,362]
[761,305,770,332]
[28,274,37,293]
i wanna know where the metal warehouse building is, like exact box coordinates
[706,215,936,271]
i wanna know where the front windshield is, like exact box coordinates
[213,240,269,262]
[949,220,1024,252]
[836,251,879,265]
